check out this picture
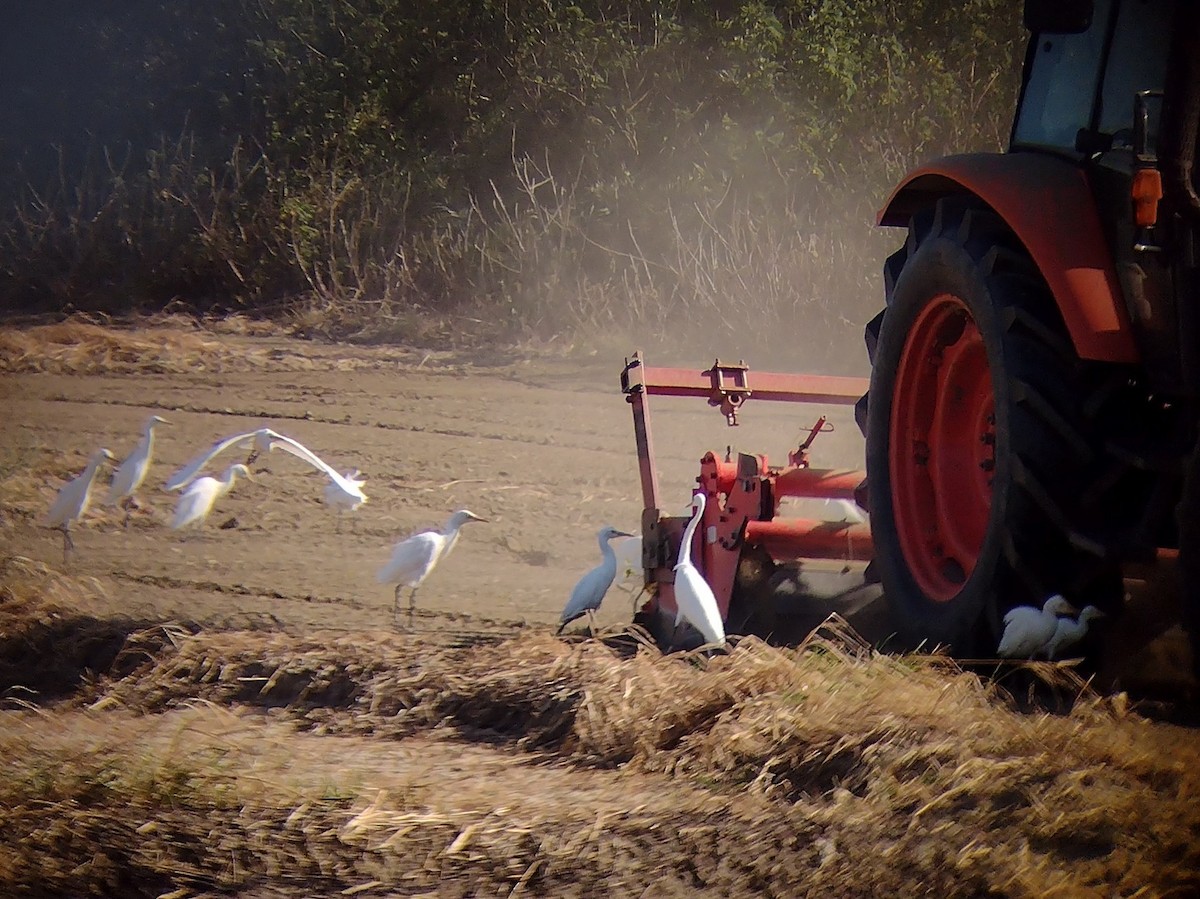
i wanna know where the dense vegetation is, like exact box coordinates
[0,1,1022,366]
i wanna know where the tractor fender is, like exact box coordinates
[878,153,1138,363]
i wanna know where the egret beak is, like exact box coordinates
[614,530,634,538]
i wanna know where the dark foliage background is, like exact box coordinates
[0,1,1023,367]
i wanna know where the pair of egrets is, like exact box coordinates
[556,492,725,648]
[997,594,1106,660]
[45,414,176,562]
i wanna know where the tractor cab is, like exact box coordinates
[1016,0,1200,393]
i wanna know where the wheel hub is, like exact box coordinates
[889,294,995,602]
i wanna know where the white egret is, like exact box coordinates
[170,463,253,530]
[673,492,726,648]
[165,427,281,490]
[46,448,115,563]
[1045,605,1106,660]
[377,509,487,625]
[107,414,169,526]
[996,594,1077,658]
[166,428,366,510]
[557,525,635,635]
[324,469,367,532]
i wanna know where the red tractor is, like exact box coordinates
[623,0,1200,667]
[862,0,1199,659]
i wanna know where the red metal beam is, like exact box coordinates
[746,519,874,562]
[623,359,868,405]
[774,468,865,501]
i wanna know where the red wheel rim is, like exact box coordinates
[889,294,995,602]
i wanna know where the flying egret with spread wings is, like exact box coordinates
[165,428,278,491]
[47,448,115,563]
[378,509,487,626]
[997,594,1077,658]
[171,463,253,529]
[557,525,634,635]
[166,428,366,511]
[108,414,169,526]
[673,492,726,648]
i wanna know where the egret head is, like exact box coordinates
[228,463,254,483]
[690,491,707,516]
[1078,605,1107,624]
[96,448,116,463]
[1043,594,1077,616]
[448,509,487,529]
[147,414,170,428]
[599,525,634,541]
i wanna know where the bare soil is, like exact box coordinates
[0,329,869,635]
[2,325,1199,897]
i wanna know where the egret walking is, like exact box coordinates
[557,525,634,635]
[1045,605,1106,660]
[46,448,115,563]
[107,414,169,526]
[997,594,1077,658]
[171,463,253,530]
[673,492,726,648]
[377,509,487,625]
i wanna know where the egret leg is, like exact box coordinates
[334,512,342,535]
[392,584,403,623]
[586,609,597,638]
[60,525,73,566]
[408,587,419,627]
[121,497,132,529]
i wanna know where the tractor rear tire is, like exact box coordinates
[1179,436,1200,680]
[862,197,1122,655]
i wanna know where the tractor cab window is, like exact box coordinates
[1013,0,1113,152]
[1098,0,1172,149]
[1014,0,1174,155]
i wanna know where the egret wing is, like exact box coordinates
[46,478,83,526]
[270,434,365,498]
[165,430,269,491]
[674,564,726,646]
[171,479,216,528]
[377,532,441,587]
[561,564,613,624]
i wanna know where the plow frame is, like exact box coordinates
[620,352,875,636]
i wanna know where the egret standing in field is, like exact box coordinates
[996,594,1077,659]
[170,463,253,530]
[107,414,169,526]
[46,448,115,564]
[377,509,488,626]
[557,525,634,635]
[1045,605,1106,660]
[673,492,726,648]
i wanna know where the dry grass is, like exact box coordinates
[0,576,1194,896]
[0,318,251,375]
